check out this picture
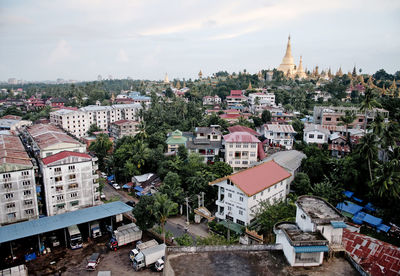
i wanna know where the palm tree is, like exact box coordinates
[372,156,400,199]
[338,110,356,145]
[360,88,380,132]
[356,133,378,183]
[369,112,385,137]
[153,193,178,243]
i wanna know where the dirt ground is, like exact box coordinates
[26,235,160,276]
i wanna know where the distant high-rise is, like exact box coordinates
[8,78,17,85]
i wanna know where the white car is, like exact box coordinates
[112,183,120,190]
[100,192,106,199]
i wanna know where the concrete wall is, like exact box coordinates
[296,207,315,232]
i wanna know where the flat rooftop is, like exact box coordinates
[276,222,328,246]
[165,246,359,276]
[297,195,344,224]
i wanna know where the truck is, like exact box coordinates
[67,225,83,249]
[132,243,166,272]
[86,253,101,271]
[129,239,158,261]
[108,223,142,251]
[90,221,102,238]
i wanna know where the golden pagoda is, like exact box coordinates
[164,73,170,84]
[198,70,203,79]
[278,35,296,76]
[183,80,186,88]
[176,80,181,90]
[336,67,343,77]
[296,56,307,79]
[328,68,332,79]
[247,81,252,90]
[357,75,365,84]
[257,71,263,80]
[367,76,376,88]
[111,93,115,103]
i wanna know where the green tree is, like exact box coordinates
[372,158,400,199]
[310,178,344,205]
[291,173,311,195]
[360,88,380,131]
[153,193,178,243]
[261,110,272,123]
[89,133,112,171]
[356,133,378,183]
[165,88,174,98]
[196,233,236,245]
[175,234,194,246]
[158,172,185,204]
[209,161,233,178]
[338,110,356,144]
[177,145,188,161]
[87,124,102,136]
[133,196,157,230]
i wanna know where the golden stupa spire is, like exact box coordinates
[390,79,397,90]
[111,93,115,103]
[296,56,307,79]
[336,67,343,77]
[164,73,170,84]
[247,81,252,90]
[328,67,332,79]
[367,76,375,88]
[278,35,296,76]
[198,70,203,79]
[176,80,181,89]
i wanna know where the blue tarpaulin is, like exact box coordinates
[294,246,329,253]
[343,191,354,198]
[352,211,366,224]
[377,224,391,233]
[134,186,144,192]
[363,214,382,227]
[352,196,363,203]
[336,201,363,215]
[364,202,376,212]
[107,175,115,182]
[36,186,41,193]
[25,253,36,262]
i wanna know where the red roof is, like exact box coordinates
[42,151,91,165]
[1,115,22,120]
[223,132,260,143]
[343,229,400,276]
[211,160,291,196]
[230,90,243,97]
[228,125,260,136]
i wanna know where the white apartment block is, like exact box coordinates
[41,151,100,216]
[211,160,291,226]
[223,132,260,171]
[110,120,140,139]
[0,135,38,226]
[202,95,221,106]
[303,124,330,144]
[50,104,142,138]
[260,124,296,150]
[248,92,276,114]
[24,124,86,159]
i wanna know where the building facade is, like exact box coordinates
[210,160,291,226]
[0,135,38,225]
[186,126,222,163]
[303,124,330,144]
[40,151,100,216]
[110,120,139,139]
[248,92,276,114]
[260,124,296,150]
[223,132,260,171]
[50,104,142,138]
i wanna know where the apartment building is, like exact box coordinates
[210,160,291,226]
[260,124,296,150]
[40,151,100,216]
[202,95,222,106]
[24,124,86,159]
[303,124,330,144]
[248,92,276,114]
[110,120,140,139]
[226,90,248,109]
[186,126,222,163]
[0,134,38,226]
[224,132,260,171]
[50,104,142,138]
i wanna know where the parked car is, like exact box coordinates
[125,201,135,207]
[86,253,101,271]
[112,183,120,190]
[100,192,106,199]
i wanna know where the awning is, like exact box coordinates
[218,220,244,234]
[134,186,144,192]
[294,245,329,253]
[331,221,347,228]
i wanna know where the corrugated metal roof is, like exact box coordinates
[294,245,329,253]
[0,201,132,243]
[223,132,260,143]
[331,221,347,228]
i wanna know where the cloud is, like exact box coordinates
[117,49,129,63]
[47,39,73,64]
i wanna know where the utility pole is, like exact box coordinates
[197,194,201,208]
[185,197,189,225]
[201,192,205,207]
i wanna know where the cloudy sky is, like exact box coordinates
[0,0,399,81]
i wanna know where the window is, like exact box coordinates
[24,190,31,196]
[242,151,248,157]
[250,152,256,157]
[25,209,34,215]
[5,193,13,199]
[56,195,64,201]
[275,184,277,189]
[24,199,33,205]
[236,143,241,148]
[71,201,79,206]
[235,160,240,164]
[253,195,256,200]
[239,197,243,202]
[309,134,314,138]
[239,210,243,215]
[228,193,232,198]
[317,135,323,139]
[7,213,16,219]
[229,152,233,157]
[68,183,78,189]
[68,165,75,171]
[70,192,78,198]
[325,117,331,121]
[55,186,63,192]
[229,144,233,148]
[55,176,62,182]
[227,206,232,211]
[4,183,12,189]
[261,191,264,196]
[69,174,76,180]
[243,143,249,148]
[3,173,11,179]
[6,202,15,209]
[251,144,256,148]
[242,161,248,164]
[23,181,30,186]
[21,171,29,176]
[236,219,245,226]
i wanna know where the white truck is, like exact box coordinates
[90,221,102,238]
[129,239,158,261]
[108,223,142,251]
[132,243,166,272]
[67,225,83,249]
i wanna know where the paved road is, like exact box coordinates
[164,221,196,240]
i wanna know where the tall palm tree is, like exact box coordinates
[356,133,378,183]
[338,110,356,145]
[369,112,385,137]
[153,193,178,243]
[373,156,400,199]
[360,88,381,132]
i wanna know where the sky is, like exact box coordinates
[0,0,399,82]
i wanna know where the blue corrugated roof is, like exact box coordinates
[331,221,347,228]
[352,211,366,224]
[343,191,354,198]
[0,201,132,244]
[363,214,382,227]
[336,201,363,215]
[377,224,390,233]
[294,245,329,253]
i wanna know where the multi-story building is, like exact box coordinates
[110,120,140,139]
[24,124,86,158]
[0,134,38,225]
[248,92,275,113]
[210,160,291,226]
[303,124,330,144]
[260,124,296,150]
[49,104,142,138]
[166,130,191,153]
[186,126,223,163]
[202,95,221,106]
[226,90,248,109]
[313,106,389,129]
[223,132,260,171]
[40,151,100,216]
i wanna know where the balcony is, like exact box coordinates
[216,199,224,206]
